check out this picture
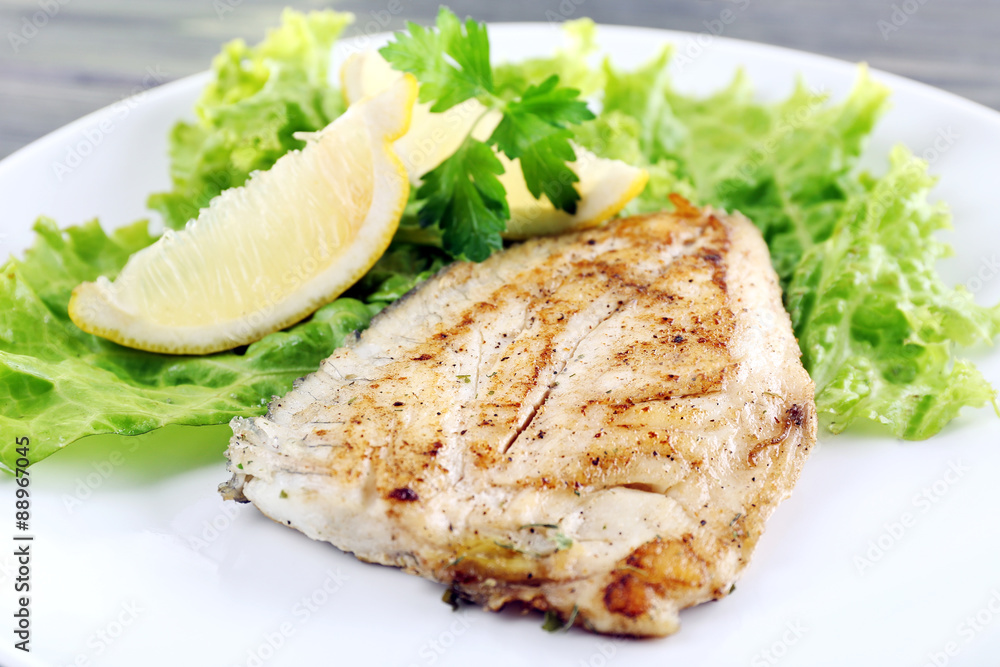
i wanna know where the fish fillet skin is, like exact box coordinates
[222,200,816,637]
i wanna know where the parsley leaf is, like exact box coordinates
[438,9,493,100]
[517,131,581,213]
[541,611,564,632]
[380,8,492,112]
[490,76,594,212]
[381,8,595,261]
[542,605,579,632]
[441,587,466,611]
[495,74,594,131]
[416,137,508,261]
[552,530,574,551]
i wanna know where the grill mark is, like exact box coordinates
[498,299,628,456]
[501,218,734,464]
[279,212,736,497]
[508,218,737,495]
[610,366,732,404]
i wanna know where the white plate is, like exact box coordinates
[2,24,1000,667]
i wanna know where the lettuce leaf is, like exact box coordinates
[351,243,449,304]
[493,19,605,99]
[0,218,375,470]
[148,9,353,229]
[787,147,1000,438]
[589,54,891,287]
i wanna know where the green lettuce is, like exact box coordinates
[582,53,890,286]
[350,243,449,304]
[787,147,1000,437]
[148,9,354,229]
[0,219,374,470]
[493,18,605,99]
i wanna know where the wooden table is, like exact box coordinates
[1,0,997,159]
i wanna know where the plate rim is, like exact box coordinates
[3,21,1000,191]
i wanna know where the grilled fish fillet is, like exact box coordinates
[222,199,816,637]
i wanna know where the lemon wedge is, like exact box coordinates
[341,50,647,239]
[494,147,649,240]
[69,74,417,355]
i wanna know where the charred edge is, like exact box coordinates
[603,536,709,619]
[787,403,804,427]
[747,403,805,466]
[603,573,649,618]
[668,193,701,217]
[388,487,419,502]
[702,215,732,293]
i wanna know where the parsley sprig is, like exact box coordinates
[380,7,595,261]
